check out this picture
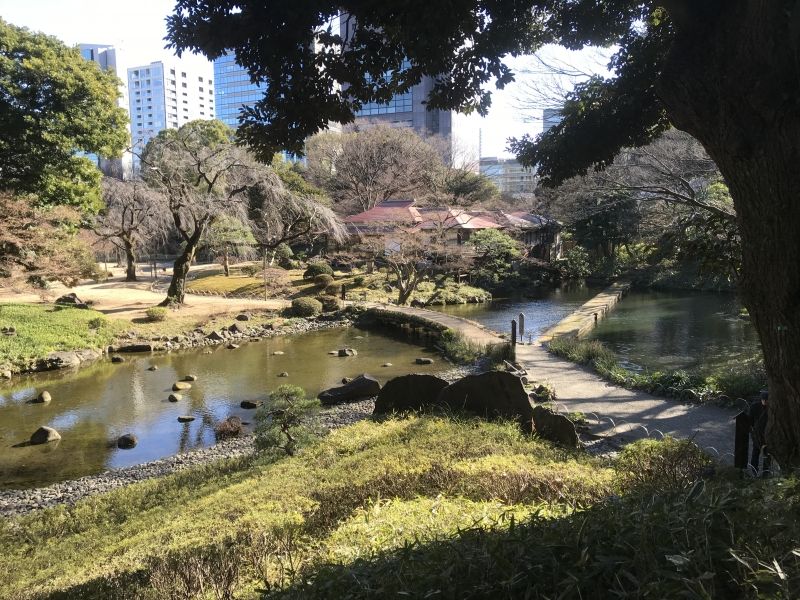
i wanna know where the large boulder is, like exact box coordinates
[32,391,52,404]
[531,406,580,448]
[55,293,88,309]
[435,371,533,425]
[374,374,450,415]
[30,426,61,445]
[318,374,380,405]
[338,348,357,357]
[116,344,154,353]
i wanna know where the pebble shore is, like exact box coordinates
[0,366,475,517]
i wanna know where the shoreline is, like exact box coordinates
[0,365,475,517]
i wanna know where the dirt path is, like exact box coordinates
[362,303,737,460]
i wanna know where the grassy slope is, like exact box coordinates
[0,304,123,370]
[0,416,613,599]
[0,415,796,599]
[186,266,490,305]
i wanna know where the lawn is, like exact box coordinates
[186,264,491,306]
[1,412,794,599]
[0,303,123,371]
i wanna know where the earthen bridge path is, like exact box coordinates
[365,302,738,460]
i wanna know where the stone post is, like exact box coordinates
[518,313,525,337]
[511,319,517,347]
[341,283,347,300]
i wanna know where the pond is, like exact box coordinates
[435,282,600,340]
[587,289,760,372]
[0,326,440,489]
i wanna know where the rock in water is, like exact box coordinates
[111,356,125,363]
[215,416,243,439]
[147,365,159,371]
[182,374,198,382]
[435,371,533,425]
[338,348,357,357]
[374,374,449,415]
[227,343,239,350]
[318,374,381,405]
[531,406,580,448]
[415,357,434,365]
[30,426,61,445]
[168,393,182,402]
[117,433,138,449]
[33,391,52,404]
[172,382,192,391]
[240,400,262,409]
[177,416,195,423]
[272,351,285,356]
[278,372,289,377]
[382,363,393,367]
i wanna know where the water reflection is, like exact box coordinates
[0,326,439,489]
[588,290,760,372]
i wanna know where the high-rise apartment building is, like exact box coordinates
[78,43,133,178]
[127,61,214,159]
[479,157,537,195]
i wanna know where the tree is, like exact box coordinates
[470,229,521,287]
[0,193,99,287]
[305,126,443,213]
[141,120,253,305]
[93,178,168,282]
[0,19,128,211]
[169,2,800,467]
[204,215,256,276]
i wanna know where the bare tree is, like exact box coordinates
[93,178,168,282]
[305,126,443,213]
[141,120,253,305]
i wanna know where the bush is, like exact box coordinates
[303,261,333,279]
[615,437,713,493]
[314,273,334,288]
[87,316,107,330]
[317,295,343,312]
[241,264,261,277]
[145,307,168,322]
[558,246,591,279]
[291,297,323,317]
[254,384,320,456]
[353,275,366,287]
[325,283,342,296]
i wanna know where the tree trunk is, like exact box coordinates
[123,239,137,282]
[658,2,800,469]
[223,245,230,277]
[162,231,203,306]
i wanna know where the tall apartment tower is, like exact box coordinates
[78,43,133,178]
[542,107,564,136]
[127,61,214,161]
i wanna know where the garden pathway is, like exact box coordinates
[367,302,739,461]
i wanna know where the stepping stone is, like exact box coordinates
[177,416,195,423]
[168,393,182,402]
[182,374,198,382]
[172,382,192,391]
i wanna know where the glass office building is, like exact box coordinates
[213,52,266,129]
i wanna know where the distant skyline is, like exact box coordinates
[0,0,607,158]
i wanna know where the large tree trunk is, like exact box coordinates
[222,245,230,277]
[123,239,137,282]
[162,231,203,306]
[658,2,800,469]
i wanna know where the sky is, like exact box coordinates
[0,0,606,158]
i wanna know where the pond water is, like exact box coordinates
[0,326,440,489]
[435,282,600,340]
[587,290,760,372]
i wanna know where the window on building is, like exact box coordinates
[182,82,187,88]
[170,69,175,75]
[199,87,204,92]
[181,72,186,77]
[133,70,139,77]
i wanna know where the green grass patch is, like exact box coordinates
[548,336,765,403]
[0,303,124,371]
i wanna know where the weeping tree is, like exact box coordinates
[93,178,168,281]
[141,120,253,305]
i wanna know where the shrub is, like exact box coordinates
[325,283,342,296]
[353,275,366,287]
[615,437,713,493]
[314,273,334,288]
[558,246,591,279]
[241,264,261,277]
[87,316,107,330]
[303,261,333,279]
[254,384,320,456]
[145,307,168,322]
[291,297,323,317]
[317,295,342,312]
[214,416,243,439]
